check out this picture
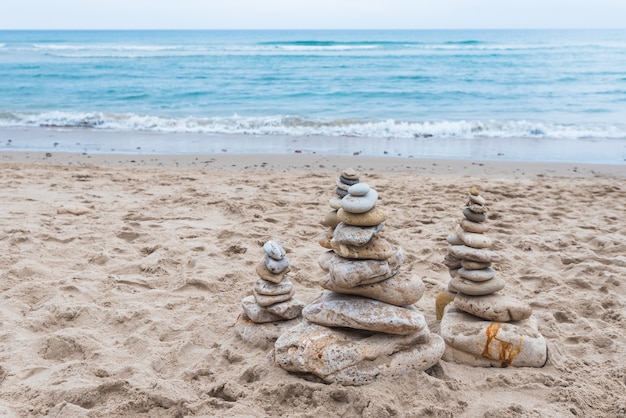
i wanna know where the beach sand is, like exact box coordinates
[0,150,625,417]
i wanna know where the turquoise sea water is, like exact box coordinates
[0,29,625,160]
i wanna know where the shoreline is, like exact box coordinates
[1,126,625,166]
[2,150,626,179]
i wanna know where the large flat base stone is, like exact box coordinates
[273,320,444,386]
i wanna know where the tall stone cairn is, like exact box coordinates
[234,240,304,348]
[437,187,548,367]
[273,176,445,385]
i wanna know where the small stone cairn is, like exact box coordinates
[437,187,547,367]
[234,240,304,348]
[273,179,445,385]
[320,168,360,242]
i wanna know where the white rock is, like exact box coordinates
[263,240,286,260]
[347,182,370,196]
[341,188,379,214]
[440,305,547,368]
[469,194,486,205]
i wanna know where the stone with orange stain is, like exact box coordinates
[439,305,547,368]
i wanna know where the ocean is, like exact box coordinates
[0,29,625,162]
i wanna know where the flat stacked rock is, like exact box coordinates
[320,168,360,247]
[235,240,304,348]
[438,187,547,368]
[274,182,444,385]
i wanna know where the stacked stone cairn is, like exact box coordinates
[320,168,360,245]
[438,187,548,367]
[273,180,445,385]
[234,240,304,348]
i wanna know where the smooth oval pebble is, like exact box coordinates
[341,189,378,214]
[263,240,286,260]
[348,182,370,196]
[469,194,486,205]
[458,267,495,282]
[463,208,486,223]
[328,197,343,210]
[460,218,490,234]
[449,276,505,296]
[461,259,492,270]
[265,254,290,274]
[446,233,464,246]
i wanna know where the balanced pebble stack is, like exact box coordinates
[235,240,304,348]
[274,181,445,385]
[438,187,548,367]
[321,168,359,237]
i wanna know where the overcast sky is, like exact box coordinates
[2,0,625,30]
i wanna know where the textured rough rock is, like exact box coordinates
[252,287,295,307]
[303,291,427,335]
[447,245,500,263]
[337,206,387,227]
[330,236,395,260]
[320,271,425,306]
[453,293,532,322]
[332,222,384,247]
[440,305,547,368]
[253,277,293,295]
[273,321,445,386]
[326,248,403,287]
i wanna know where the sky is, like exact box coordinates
[1,0,626,30]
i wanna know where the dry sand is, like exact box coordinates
[0,151,625,417]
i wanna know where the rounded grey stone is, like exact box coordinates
[263,240,286,260]
[458,267,495,282]
[347,182,370,196]
[341,188,378,214]
[449,275,505,296]
[461,260,492,270]
[339,175,360,186]
[463,208,486,223]
[265,254,290,274]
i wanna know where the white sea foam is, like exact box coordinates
[1,111,625,140]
